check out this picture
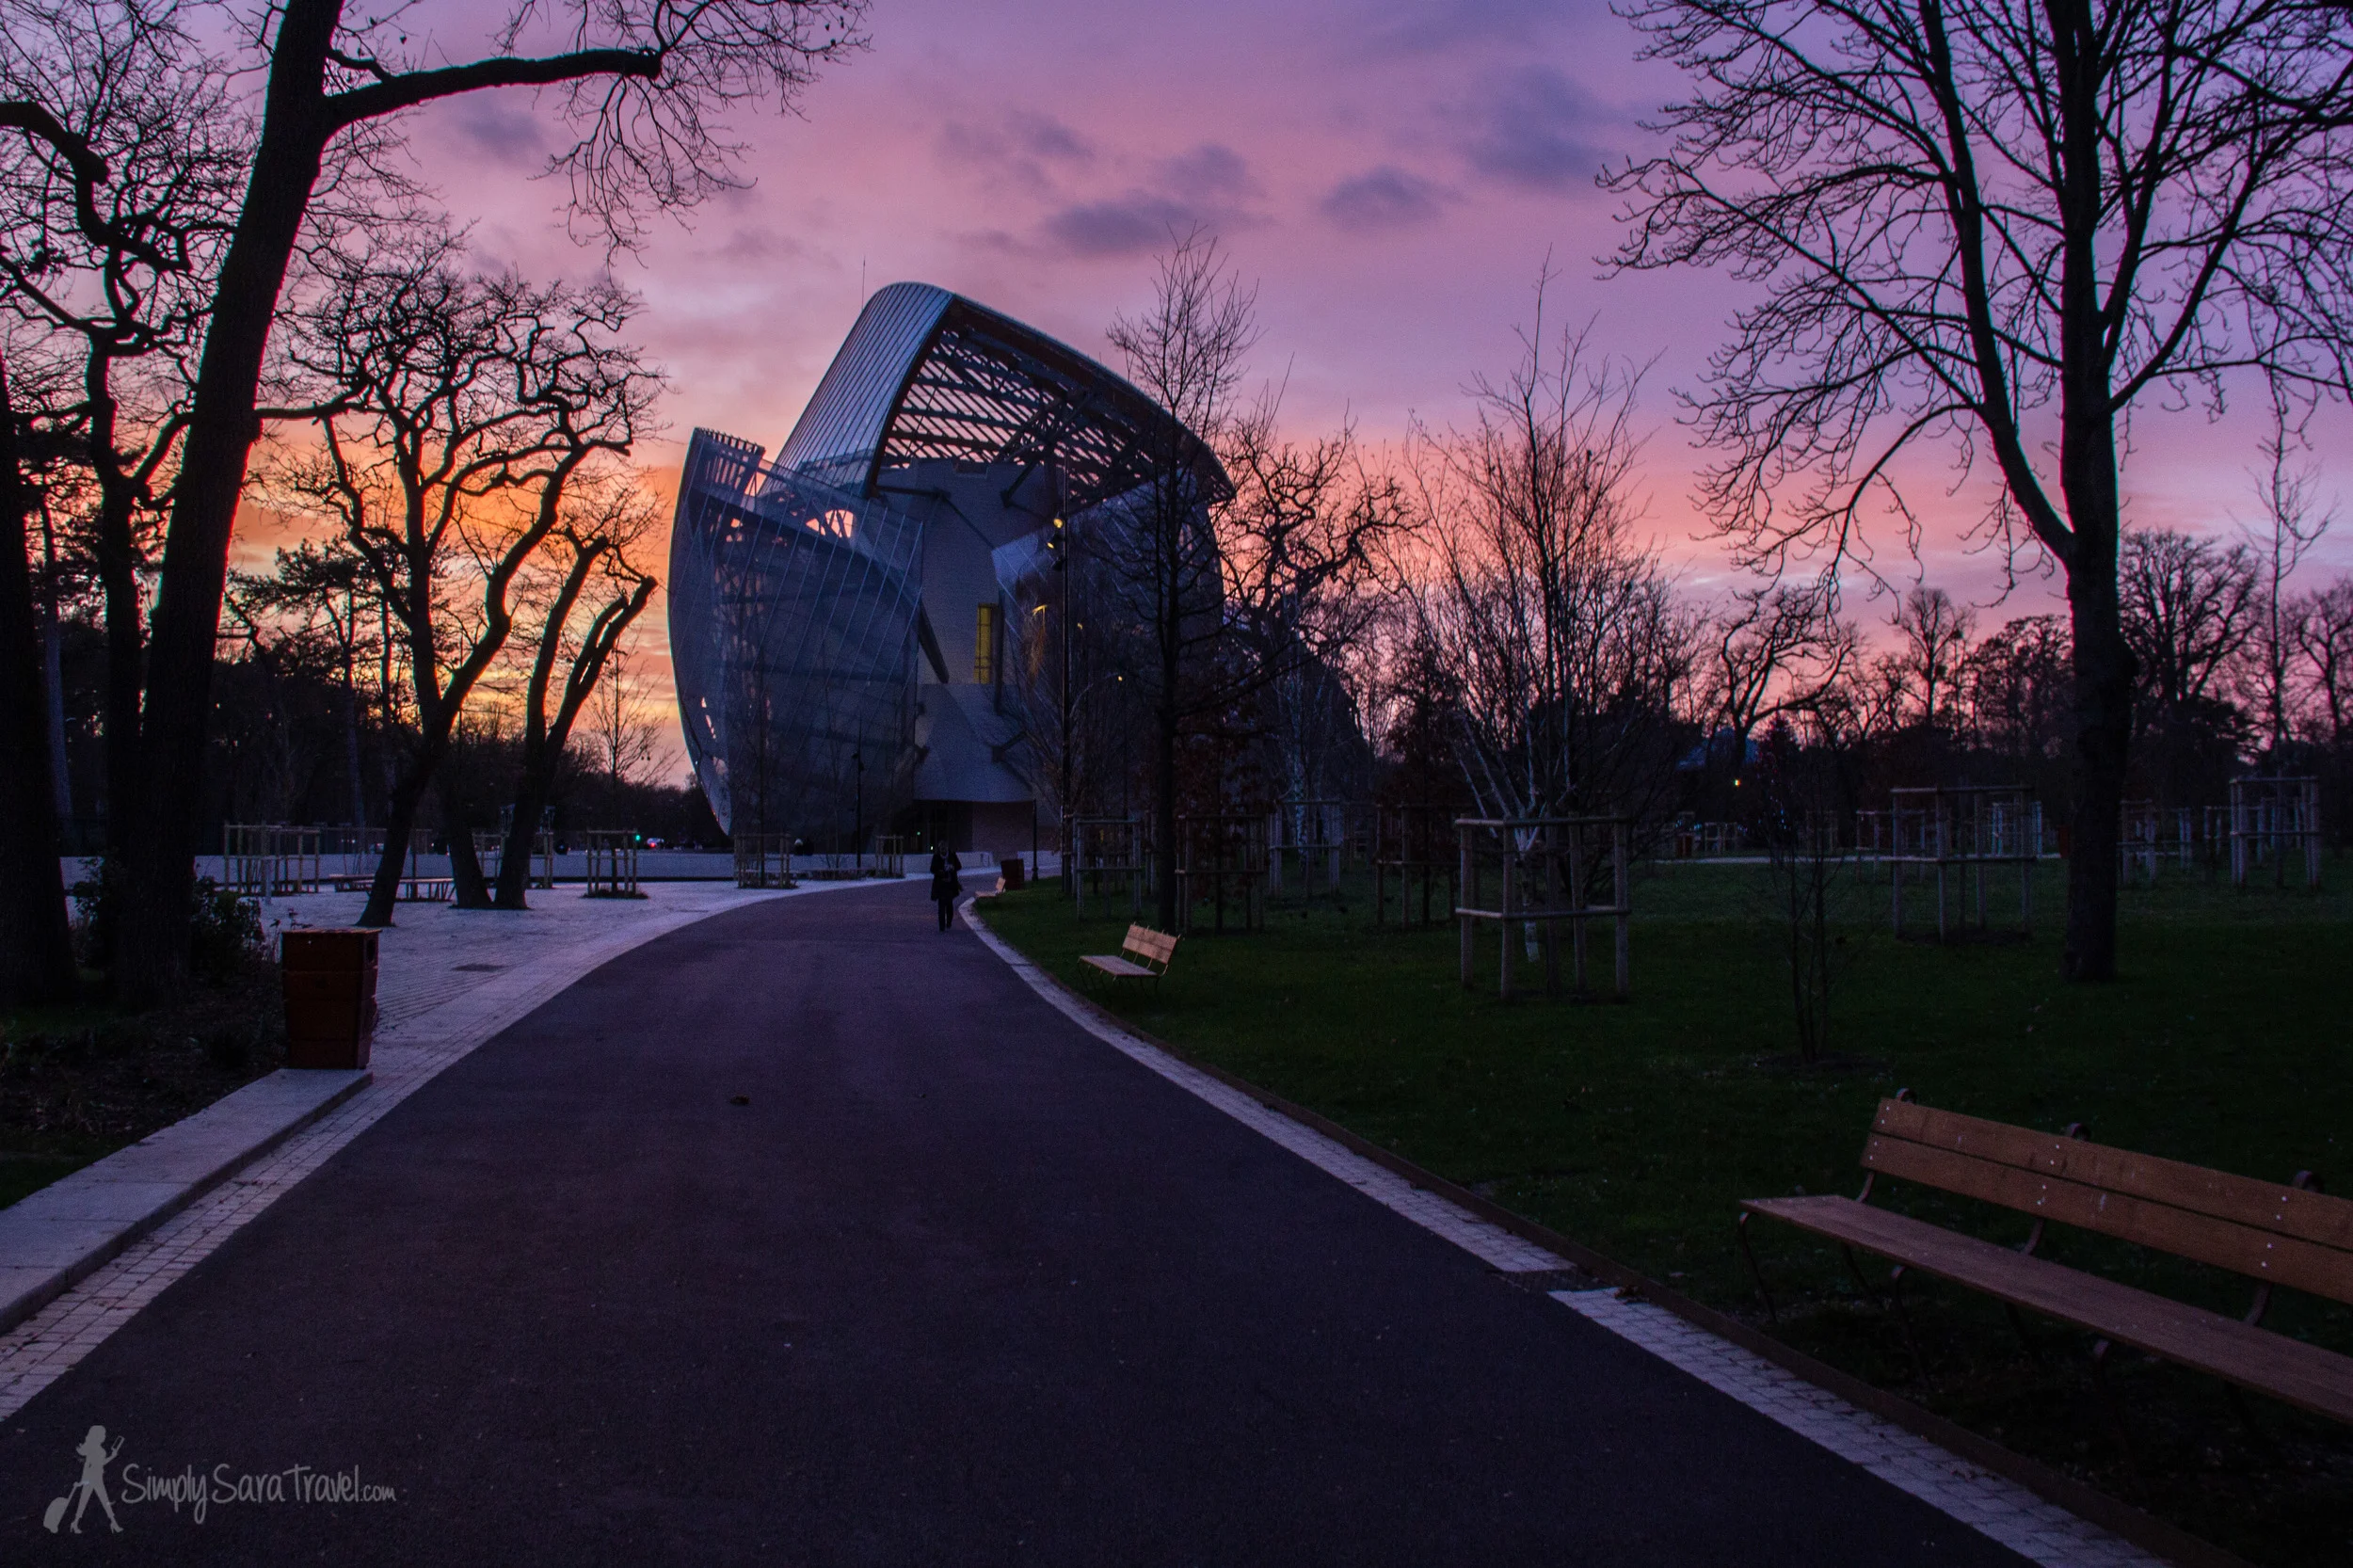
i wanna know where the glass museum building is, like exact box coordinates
[668,282,1224,856]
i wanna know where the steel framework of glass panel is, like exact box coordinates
[669,283,1225,847]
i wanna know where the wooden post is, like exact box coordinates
[1569,825,1589,994]
[2230,779,2248,888]
[1458,822,1474,988]
[1541,823,1561,998]
[1497,833,1515,1001]
[2306,778,2323,888]
[1613,821,1631,1000]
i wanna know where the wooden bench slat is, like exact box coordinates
[1864,1135,2353,1304]
[1083,924,1178,982]
[1875,1098,2353,1252]
[1745,1194,2353,1425]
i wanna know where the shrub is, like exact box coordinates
[68,862,265,984]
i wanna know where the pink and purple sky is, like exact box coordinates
[234,0,2353,777]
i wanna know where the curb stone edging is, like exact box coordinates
[962,898,2249,1568]
[0,1067,373,1336]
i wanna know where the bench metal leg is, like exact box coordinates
[1737,1213,1776,1322]
[2003,1303,2044,1364]
[1884,1263,1929,1385]
[1838,1243,1881,1308]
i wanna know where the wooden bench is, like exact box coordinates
[1080,924,1178,986]
[328,873,451,902]
[1738,1095,2353,1426]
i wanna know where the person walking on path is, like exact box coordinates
[929,847,962,932]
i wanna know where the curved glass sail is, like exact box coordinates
[670,282,1230,844]
[670,434,921,837]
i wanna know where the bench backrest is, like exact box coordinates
[1865,1097,2353,1305]
[1122,924,1179,970]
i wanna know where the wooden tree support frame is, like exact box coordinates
[473,828,555,890]
[733,832,798,889]
[1069,816,1147,918]
[1887,786,2040,941]
[1374,803,1458,929]
[1267,798,1360,905]
[584,831,645,898]
[1176,813,1267,935]
[222,823,325,897]
[1454,817,1631,1000]
[2229,776,2321,889]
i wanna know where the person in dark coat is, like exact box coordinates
[929,847,962,932]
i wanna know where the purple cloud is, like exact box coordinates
[1038,144,1264,257]
[1041,195,1198,256]
[1322,166,1447,232]
[449,96,547,167]
[1463,67,1612,189]
[1154,143,1257,201]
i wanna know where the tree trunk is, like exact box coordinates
[0,356,82,1004]
[94,498,145,865]
[447,825,492,908]
[2051,2,2126,984]
[2063,581,2133,982]
[493,783,547,910]
[442,771,493,909]
[342,678,366,828]
[42,577,69,820]
[1154,710,1178,930]
[359,764,427,927]
[113,0,340,1004]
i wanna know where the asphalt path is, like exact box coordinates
[3,883,2030,1565]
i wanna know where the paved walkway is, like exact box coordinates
[0,884,2129,1562]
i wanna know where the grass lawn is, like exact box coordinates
[981,856,2353,1567]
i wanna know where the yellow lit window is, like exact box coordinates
[974,603,996,684]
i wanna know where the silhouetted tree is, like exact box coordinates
[491,475,657,907]
[1611,0,2353,978]
[6,0,864,1000]
[265,237,659,924]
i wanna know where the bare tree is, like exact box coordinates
[1100,231,1259,926]
[2120,529,2257,722]
[1610,0,2353,980]
[230,540,383,827]
[1,0,866,1001]
[1,3,244,876]
[2240,388,2332,758]
[1404,307,1696,833]
[2121,527,2257,808]
[0,350,75,1001]
[2295,577,2353,744]
[1961,613,2072,771]
[1218,397,1410,817]
[491,472,658,907]
[1700,579,1853,759]
[1891,586,1975,732]
[266,237,660,924]
[582,630,664,793]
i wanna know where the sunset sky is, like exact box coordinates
[237,0,2353,777]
